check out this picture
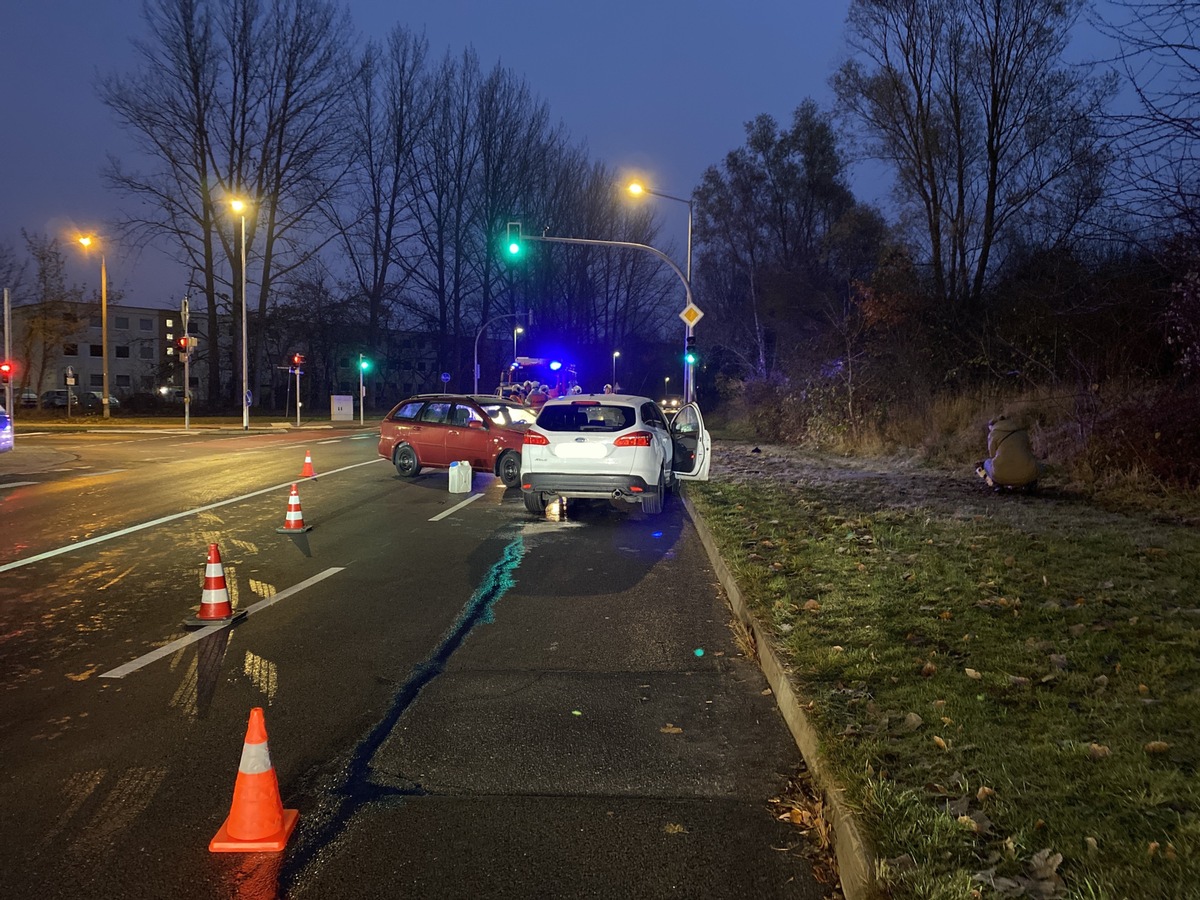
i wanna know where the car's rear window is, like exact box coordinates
[388,400,425,421]
[536,403,635,432]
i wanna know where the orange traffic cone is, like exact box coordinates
[275,484,312,533]
[298,449,316,478]
[209,707,299,853]
[184,543,247,629]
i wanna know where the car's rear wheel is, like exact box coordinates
[523,491,548,515]
[394,445,421,478]
[642,471,665,515]
[498,451,521,488]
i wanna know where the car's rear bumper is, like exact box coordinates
[521,471,654,500]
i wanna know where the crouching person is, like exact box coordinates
[976,416,1041,490]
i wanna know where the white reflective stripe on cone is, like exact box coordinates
[239,741,272,775]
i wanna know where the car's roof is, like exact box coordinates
[390,393,530,411]
[542,393,652,405]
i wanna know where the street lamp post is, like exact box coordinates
[513,325,524,361]
[627,182,695,402]
[76,236,110,419]
[664,375,670,397]
[612,350,620,388]
[359,353,366,426]
[474,312,527,395]
[230,199,249,430]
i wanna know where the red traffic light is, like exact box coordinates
[0,360,12,383]
[178,336,190,349]
[291,353,305,366]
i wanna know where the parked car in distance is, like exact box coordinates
[0,403,12,453]
[19,391,38,408]
[520,393,711,516]
[659,395,685,416]
[40,389,99,411]
[378,394,534,488]
[90,392,120,410]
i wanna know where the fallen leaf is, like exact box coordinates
[965,668,982,680]
[664,823,687,834]
[1009,676,1031,687]
[939,610,953,620]
[921,661,938,677]
[1085,836,1098,854]
[1088,743,1111,760]
[1145,741,1170,754]
[977,786,995,802]
[803,599,821,612]
[933,735,948,750]
[902,712,923,731]
[1148,841,1160,857]
[661,724,683,735]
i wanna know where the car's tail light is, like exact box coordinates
[523,430,550,446]
[613,431,652,447]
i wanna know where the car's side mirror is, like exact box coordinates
[467,419,484,429]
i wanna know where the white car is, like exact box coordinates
[520,393,710,515]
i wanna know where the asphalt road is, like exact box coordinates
[0,427,824,898]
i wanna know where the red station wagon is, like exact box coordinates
[378,394,535,488]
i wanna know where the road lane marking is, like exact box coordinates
[99,567,345,678]
[0,481,39,490]
[428,492,484,521]
[0,458,385,574]
[79,469,127,477]
[317,439,341,445]
[350,435,375,440]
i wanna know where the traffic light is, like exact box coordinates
[684,335,697,366]
[177,336,190,351]
[0,360,12,384]
[505,221,523,257]
[359,357,371,372]
[291,353,305,369]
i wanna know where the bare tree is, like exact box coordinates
[1095,1,1200,239]
[834,0,1114,310]
[16,233,91,400]
[332,26,433,406]
[99,0,357,406]
[693,103,859,379]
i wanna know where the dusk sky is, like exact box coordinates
[2,1,1121,309]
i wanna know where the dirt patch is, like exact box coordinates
[709,440,1197,547]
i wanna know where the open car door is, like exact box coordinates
[670,402,711,481]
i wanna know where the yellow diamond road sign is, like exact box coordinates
[679,304,704,327]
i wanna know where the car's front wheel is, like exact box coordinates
[523,491,548,515]
[394,445,421,478]
[497,451,521,488]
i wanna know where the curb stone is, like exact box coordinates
[682,487,880,900]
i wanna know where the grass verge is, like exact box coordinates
[688,445,1200,899]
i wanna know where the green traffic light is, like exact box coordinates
[360,359,371,371]
[507,241,522,255]
[685,352,697,365]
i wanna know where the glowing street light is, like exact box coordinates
[627,181,696,402]
[230,199,249,430]
[514,325,524,361]
[76,235,110,418]
[612,350,620,388]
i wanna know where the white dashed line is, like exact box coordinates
[428,492,484,521]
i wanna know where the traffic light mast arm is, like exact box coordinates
[519,231,698,402]
[519,233,693,312]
